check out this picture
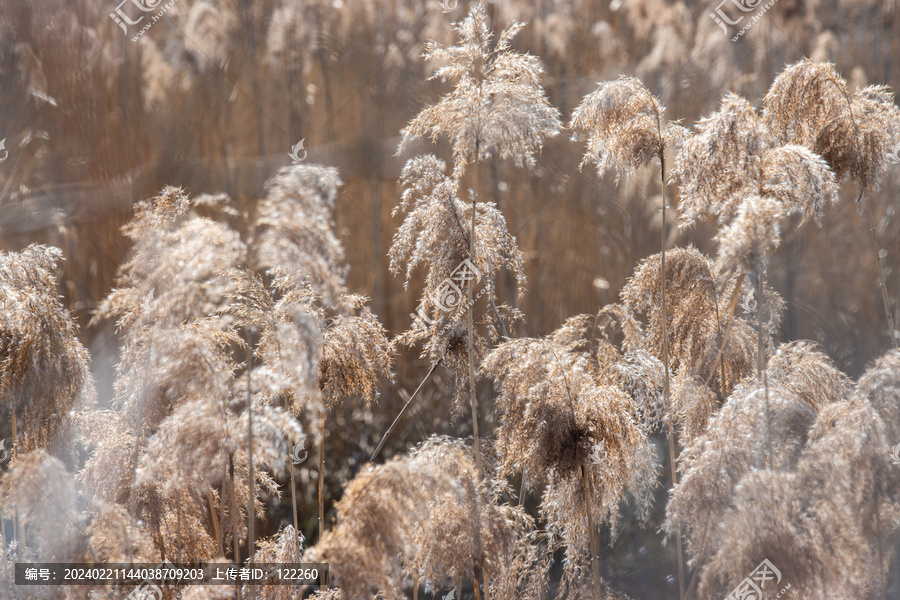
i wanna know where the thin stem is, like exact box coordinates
[704,273,747,389]
[468,145,482,476]
[659,143,685,600]
[247,342,256,560]
[583,465,601,600]
[489,294,509,339]
[318,411,326,542]
[230,454,240,563]
[10,410,16,460]
[756,270,771,467]
[208,491,223,558]
[865,194,897,349]
[370,353,445,463]
[176,493,183,563]
[287,404,299,535]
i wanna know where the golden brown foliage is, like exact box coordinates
[665,382,818,566]
[0,245,95,454]
[389,154,524,410]
[245,525,305,600]
[764,59,900,198]
[695,350,900,598]
[622,247,756,413]
[305,436,540,600]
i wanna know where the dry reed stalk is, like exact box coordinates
[370,352,445,463]
[571,75,688,598]
[230,453,239,562]
[468,139,482,477]
[208,492,223,558]
[483,320,656,599]
[318,412,325,543]
[397,3,558,492]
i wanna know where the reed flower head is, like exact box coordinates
[319,294,395,407]
[666,381,820,566]
[390,155,524,410]
[570,75,684,181]
[399,3,561,180]
[0,244,95,453]
[306,436,539,600]
[483,322,657,586]
[622,247,756,402]
[674,93,767,226]
[95,186,246,331]
[253,165,347,305]
[764,59,900,199]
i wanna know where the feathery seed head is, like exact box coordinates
[570,76,678,181]
[399,3,561,180]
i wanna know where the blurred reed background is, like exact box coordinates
[0,0,899,595]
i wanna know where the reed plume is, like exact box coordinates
[570,75,684,181]
[694,352,900,598]
[673,93,768,226]
[398,2,562,181]
[0,245,95,455]
[762,59,900,347]
[0,449,87,562]
[95,186,246,331]
[665,382,817,568]
[763,59,900,199]
[318,294,395,407]
[306,436,538,600]
[483,321,656,599]
[389,154,523,411]
[666,341,848,587]
[226,267,321,540]
[621,247,756,433]
[398,1,559,488]
[85,501,155,563]
[244,524,305,600]
[571,75,687,596]
[253,165,347,306]
[316,293,394,541]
